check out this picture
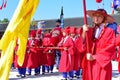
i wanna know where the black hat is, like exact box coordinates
[56,19,61,23]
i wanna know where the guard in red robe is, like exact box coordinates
[82,9,116,80]
[50,19,63,69]
[34,29,43,75]
[27,30,39,75]
[70,27,82,79]
[76,27,86,69]
[75,27,86,78]
[14,39,28,78]
[58,26,75,80]
[51,27,62,69]
[42,32,55,73]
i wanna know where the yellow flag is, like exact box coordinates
[0,0,40,80]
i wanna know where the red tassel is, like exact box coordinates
[0,6,2,10]
[0,0,4,10]
[96,0,102,3]
[4,0,7,8]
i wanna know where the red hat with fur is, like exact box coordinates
[36,29,42,34]
[63,26,70,34]
[70,27,76,34]
[30,30,36,37]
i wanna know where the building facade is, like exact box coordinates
[0,14,120,38]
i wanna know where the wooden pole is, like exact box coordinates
[83,0,88,25]
[82,0,92,80]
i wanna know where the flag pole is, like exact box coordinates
[60,6,64,29]
[82,0,92,80]
[83,0,88,24]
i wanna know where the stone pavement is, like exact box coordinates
[9,61,120,80]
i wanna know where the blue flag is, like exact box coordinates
[60,6,64,29]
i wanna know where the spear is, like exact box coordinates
[82,0,92,80]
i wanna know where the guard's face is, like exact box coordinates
[31,36,35,40]
[36,34,41,38]
[93,14,104,25]
[56,22,61,27]
[70,33,75,37]
[63,32,66,36]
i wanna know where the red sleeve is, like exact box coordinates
[75,37,86,53]
[94,28,116,68]
[51,36,59,46]
[67,37,75,55]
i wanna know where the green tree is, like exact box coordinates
[1,18,9,23]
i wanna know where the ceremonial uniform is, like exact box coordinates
[51,19,63,69]
[76,27,85,69]
[34,29,43,74]
[51,26,63,69]
[59,27,75,79]
[27,30,39,75]
[82,9,116,80]
[14,40,28,78]
[70,27,83,78]
[42,33,55,73]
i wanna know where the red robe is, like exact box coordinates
[27,39,39,68]
[117,47,120,73]
[73,36,86,70]
[42,34,55,66]
[59,36,75,72]
[14,45,28,68]
[82,27,116,80]
[51,27,63,46]
[34,38,43,65]
[72,37,80,71]
[116,34,120,73]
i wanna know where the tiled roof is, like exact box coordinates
[0,14,120,32]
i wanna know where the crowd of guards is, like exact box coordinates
[12,19,84,80]
[11,9,120,80]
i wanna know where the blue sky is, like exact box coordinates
[0,0,114,21]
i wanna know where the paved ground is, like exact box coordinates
[9,61,120,80]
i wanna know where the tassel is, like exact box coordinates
[0,6,2,10]
[0,0,4,10]
[4,0,7,8]
[96,0,102,3]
